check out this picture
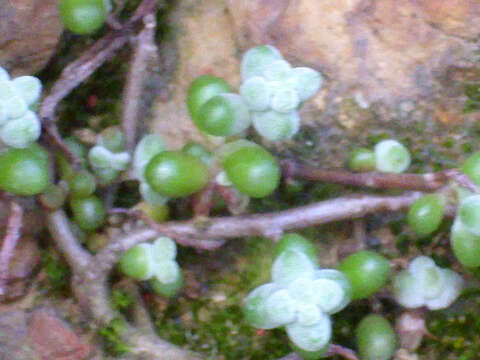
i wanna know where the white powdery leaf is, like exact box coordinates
[89,146,115,169]
[241,45,283,81]
[0,110,41,148]
[152,237,177,261]
[408,256,445,299]
[288,67,323,102]
[133,134,166,181]
[239,76,271,111]
[295,301,322,326]
[265,289,297,326]
[272,249,315,287]
[263,59,293,82]
[374,139,411,173]
[270,87,300,113]
[0,67,10,81]
[286,314,332,352]
[139,182,169,206]
[425,269,464,310]
[109,151,131,171]
[0,102,8,126]
[153,260,181,284]
[408,256,436,274]
[244,283,283,329]
[12,76,42,106]
[314,269,352,312]
[215,171,233,187]
[252,110,300,141]
[392,270,425,309]
[287,277,317,304]
[0,81,27,119]
[311,278,346,315]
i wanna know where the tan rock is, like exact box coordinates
[0,0,63,76]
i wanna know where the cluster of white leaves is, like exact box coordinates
[392,256,463,310]
[240,45,323,141]
[88,127,131,185]
[0,67,42,148]
[244,246,351,352]
[133,134,168,205]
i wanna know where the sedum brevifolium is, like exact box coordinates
[88,126,131,186]
[347,140,411,173]
[188,45,323,142]
[392,256,463,310]
[244,233,351,354]
[119,237,183,297]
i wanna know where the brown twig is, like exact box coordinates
[89,192,422,282]
[0,201,23,295]
[279,344,358,360]
[46,210,92,273]
[122,13,158,152]
[192,182,215,217]
[326,344,359,360]
[282,160,448,191]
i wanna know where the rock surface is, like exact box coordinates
[0,0,63,76]
[228,0,480,105]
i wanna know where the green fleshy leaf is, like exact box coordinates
[118,243,154,280]
[133,134,166,182]
[93,166,119,186]
[272,249,315,287]
[150,269,183,298]
[0,110,41,148]
[12,76,42,106]
[286,314,332,352]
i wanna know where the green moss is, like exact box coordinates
[99,317,130,356]
[422,290,480,359]
[464,83,480,113]
[110,289,133,311]
[41,248,71,294]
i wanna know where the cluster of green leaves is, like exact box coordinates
[348,139,411,173]
[119,237,183,298]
